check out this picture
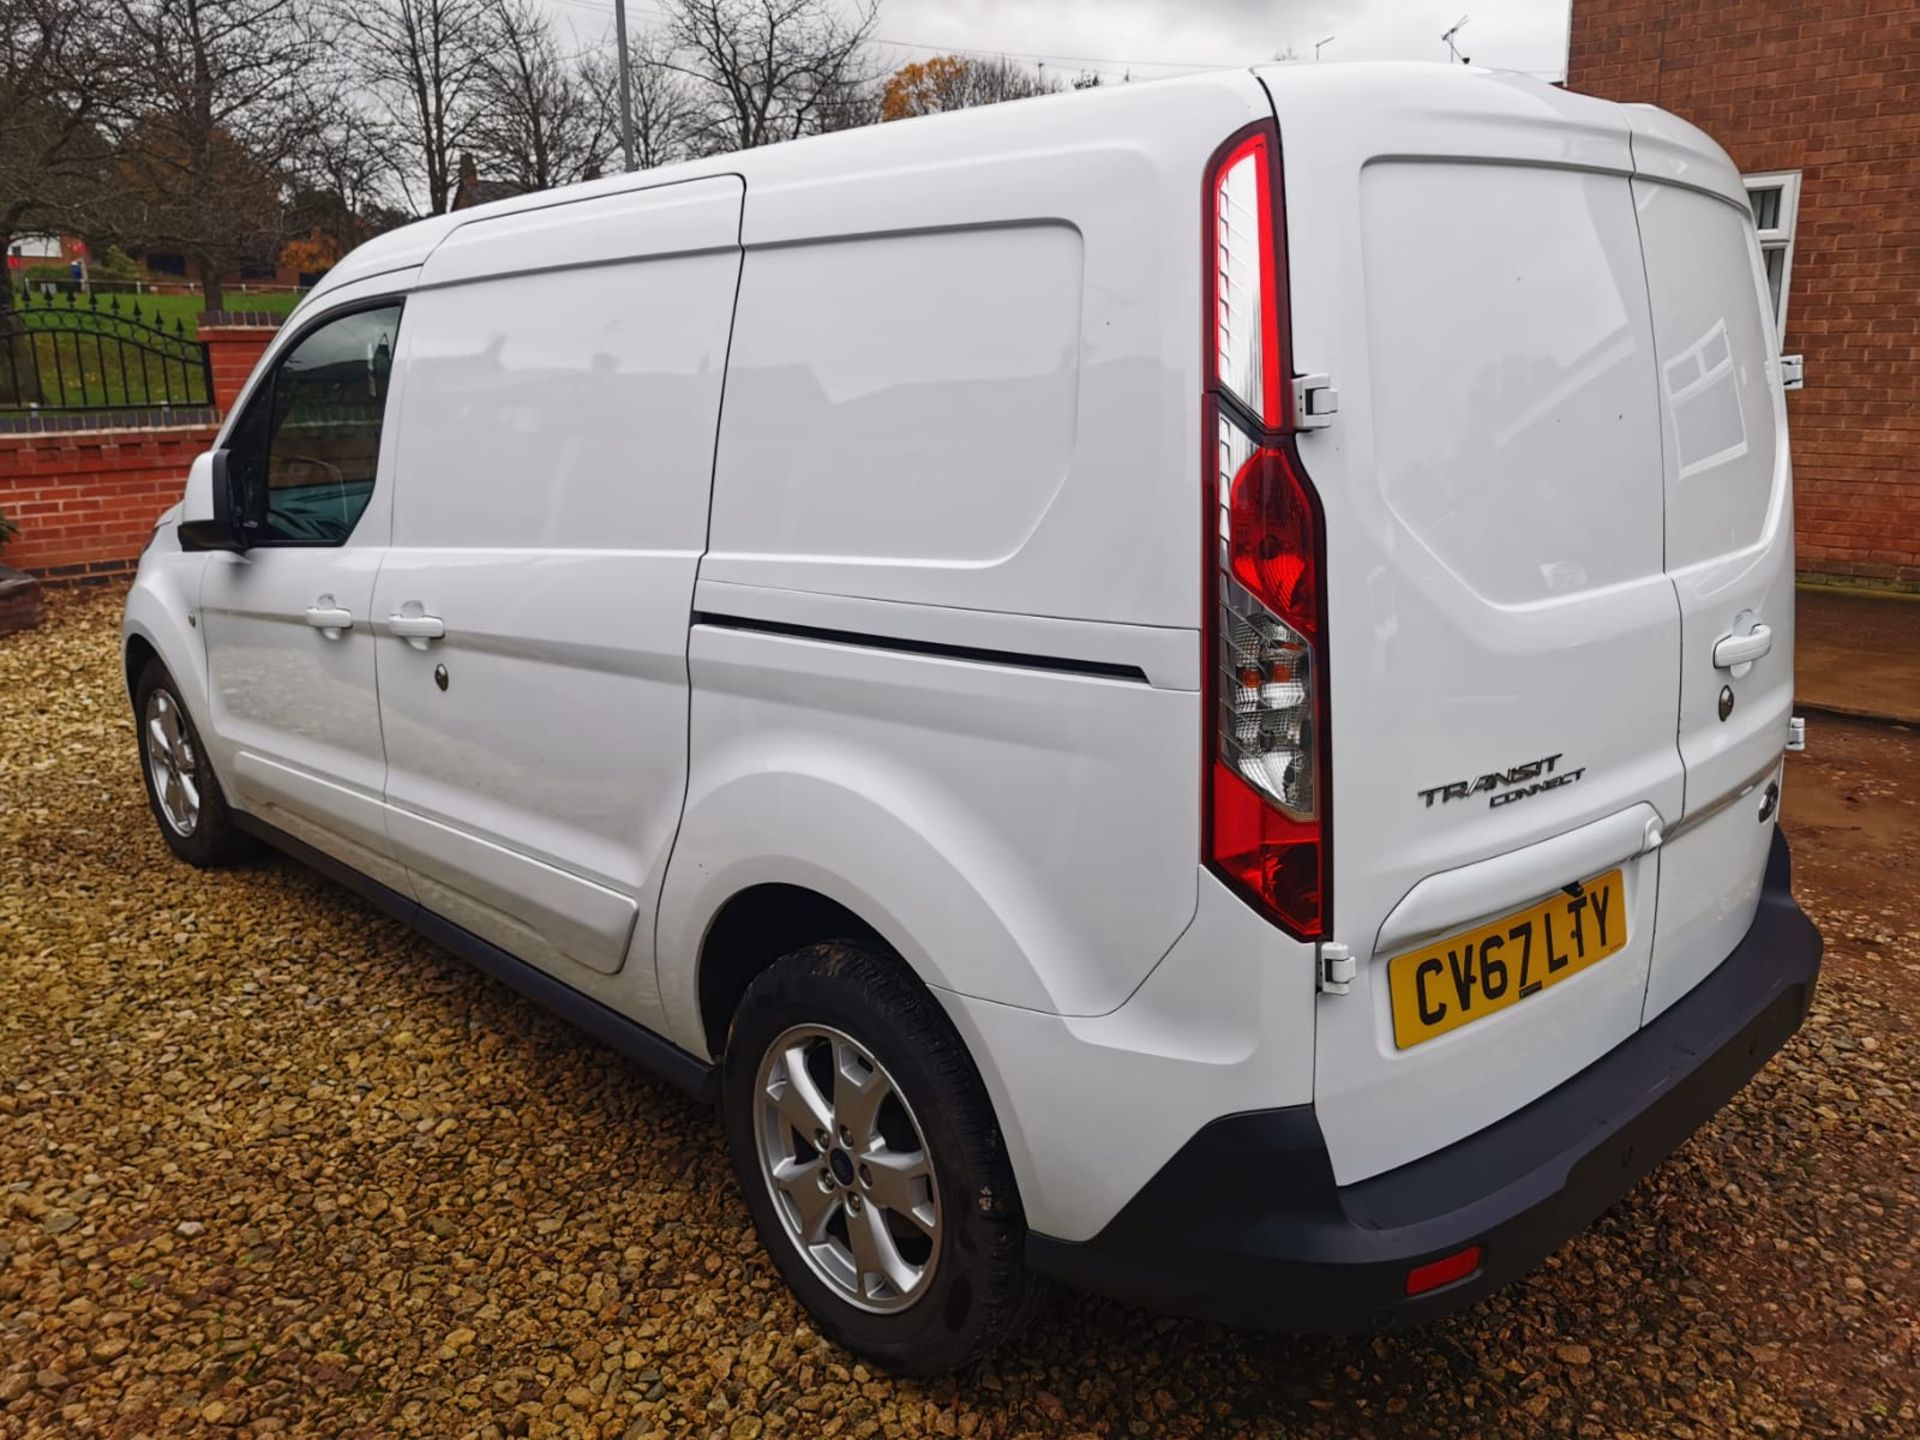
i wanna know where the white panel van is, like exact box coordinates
[123,64,1822,1373]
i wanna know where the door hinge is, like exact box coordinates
[1787,715,1807,752]
[1318,941,1356,996]
[1779,354,1804,391]
[1292,373,1339,430]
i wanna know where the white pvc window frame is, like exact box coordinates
[1743,170,1801,339]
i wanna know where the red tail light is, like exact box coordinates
[1405,1244,1482,1296]
[1202,121,1330,939]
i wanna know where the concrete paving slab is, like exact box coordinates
[1795,585,1920,726]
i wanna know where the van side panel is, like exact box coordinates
[658,621,1201,1037]
[699,71,1275,631]
[708,225,1083,572]
[667,76,1278,1039]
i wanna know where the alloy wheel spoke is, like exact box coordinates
[832,1042,889,1146]
[771,1044,835,1144]
[158,694,183,752]
[162,771,185,823]
[847,1199,919,1299]
[770,1156,839,1244]
[177,771,200,818]
[147,716,173,765]
[861,1148,935,1233]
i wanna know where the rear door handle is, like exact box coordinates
[1712,623,1772,674]
[304,605,353,640]
[388,612,446,650]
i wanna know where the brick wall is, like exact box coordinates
[198,318,279,415]
[1569,0,1920,588]
[0,319,278,582]
[0,425,218,580]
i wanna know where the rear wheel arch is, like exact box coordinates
[693,885,1031,1229]
[696,883,888,1060]
[718,939,1040,1371]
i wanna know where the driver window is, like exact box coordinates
[233,303,403,545]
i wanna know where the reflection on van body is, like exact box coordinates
[1665,317,1750,480]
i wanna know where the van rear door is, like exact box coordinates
[1260,68,1686,1185]
[1625,107,1797,1021]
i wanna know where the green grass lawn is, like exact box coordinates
[2,288,305,412]
[84,290,305,329]
[0,330,206,411]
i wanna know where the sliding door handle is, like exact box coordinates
[303,605,353,640]
[388,611,446,651]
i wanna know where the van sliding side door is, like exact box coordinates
[370,176,745,1025]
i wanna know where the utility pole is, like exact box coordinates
[613,0,637,172]
[1315,34,1335,60]
[1441,14,1471,64]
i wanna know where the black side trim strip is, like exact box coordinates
[693,611,1151,683]
[233,813,717,1102]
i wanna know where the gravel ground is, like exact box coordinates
[3,586,1917,1440]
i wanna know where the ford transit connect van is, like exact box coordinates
[123,63,1822,1373]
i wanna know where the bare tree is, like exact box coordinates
[964,55,1063,106]
[338,0,491,216]
[110,0,330,311]
[0,0,123,312]
[284,101,391,264]
[664,0,881,153]
[586,30,697,171]
[809,65,881,134]
[468,0,613,194]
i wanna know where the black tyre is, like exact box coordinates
[721,942,1038,1375]
[134,657,249,868]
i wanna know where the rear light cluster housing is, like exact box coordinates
[1202,120,1330,940]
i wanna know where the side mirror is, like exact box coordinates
[177,449,248,553]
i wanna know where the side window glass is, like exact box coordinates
[231,303,403,545]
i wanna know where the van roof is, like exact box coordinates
[309,63,1628,305]
[309,65,1263,303]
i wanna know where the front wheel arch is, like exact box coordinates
[124,632,159,707]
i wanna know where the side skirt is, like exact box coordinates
[233,813,718,1103]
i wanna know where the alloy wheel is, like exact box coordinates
[143,689,200,837]
[753,1024,941,1313]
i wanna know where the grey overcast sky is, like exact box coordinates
[541,0,1575,84]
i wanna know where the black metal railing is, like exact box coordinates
[0,287,213,413]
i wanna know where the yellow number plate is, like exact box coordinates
[1388,869,1627,1050]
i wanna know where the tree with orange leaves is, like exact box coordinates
[880,53,1060,122]
[280,229,343,278]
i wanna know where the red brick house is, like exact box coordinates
[1569,0,1920,589]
